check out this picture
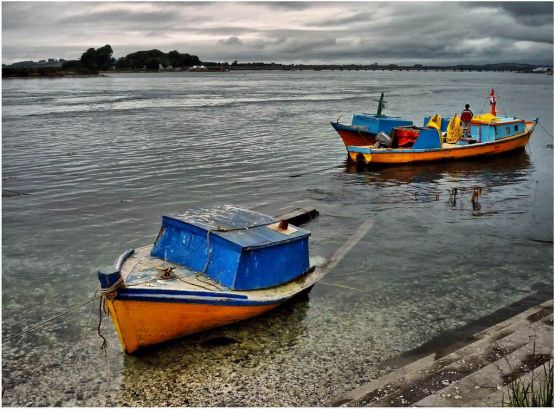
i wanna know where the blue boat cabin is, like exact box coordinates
[470,118,526,142]
[150,205,311,290]
[352,113,413,135]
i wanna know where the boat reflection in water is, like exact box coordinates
[344,149,532,187]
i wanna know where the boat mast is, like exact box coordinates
[376,92,385,116]
[489,88,497,116]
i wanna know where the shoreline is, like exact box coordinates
[329,295,553,407]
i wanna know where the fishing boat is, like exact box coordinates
[345,89,538,167]
[330,92,414,149]
[98,205,324,354]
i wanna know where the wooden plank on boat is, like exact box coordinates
[274,208,319,226]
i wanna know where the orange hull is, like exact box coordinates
[337,129,376,148]
[106,298,280,353]
[348,128,533,166]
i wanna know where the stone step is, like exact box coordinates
[413,319,553,406]
[330,300,553,407]
[364,316,552,407]
[497,358,554,407]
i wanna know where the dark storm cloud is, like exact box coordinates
[479,1,553,26]
[2,1,553,65]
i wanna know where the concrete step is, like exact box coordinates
[329,300,553,407]
[413,318,553,406]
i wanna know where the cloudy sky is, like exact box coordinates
[2,1,553,65]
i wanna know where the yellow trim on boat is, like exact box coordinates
[348,127,533,165]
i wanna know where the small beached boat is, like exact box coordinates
[330,92,414,149]
[345,89,538,167]
[98,205,324,354]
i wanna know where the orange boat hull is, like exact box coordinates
[105,298,281,354]
[336,129,375,148]
[348,128,533,166]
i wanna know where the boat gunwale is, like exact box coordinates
[331,121,377,135]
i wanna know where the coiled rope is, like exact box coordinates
[99,275,124,300]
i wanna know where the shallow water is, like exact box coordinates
[2,70,553,406]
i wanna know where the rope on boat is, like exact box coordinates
[538,122,553,138]
[49,288,100,394]
[3,294,102,344]
[289,164,343,178]
[319,218,374,275]
[312,218,375,291]
[99,275,124,300]
[318,281,365,292]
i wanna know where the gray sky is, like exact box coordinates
[2,1,553,65]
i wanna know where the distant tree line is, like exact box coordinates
[61,44,114,74]
[2,66,72,78]
[114,49,201,70]
[58,45,202,73]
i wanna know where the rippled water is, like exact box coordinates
[2,71,553,406]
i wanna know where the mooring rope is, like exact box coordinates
[99,275,124,300]
[289,164,343,178]
[538,122,553,138]
[3,294,102,344]
[49,288,100,394]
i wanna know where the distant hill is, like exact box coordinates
[7,59,65,69]
[452,63,539,71]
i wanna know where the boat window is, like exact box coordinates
[506,127,511,134]
[514,125,518,132]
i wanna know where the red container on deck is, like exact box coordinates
[393,127,420,147]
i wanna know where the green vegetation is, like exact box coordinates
[79,45,114,70]
[115,49,201,70]
[1,66,91,78]
[504,361,553,407]
[3,45,202,77]
[2,43,549,78]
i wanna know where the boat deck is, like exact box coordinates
[119,246,322,302]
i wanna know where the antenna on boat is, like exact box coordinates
[374,92,386,117]
[489,88,497,116]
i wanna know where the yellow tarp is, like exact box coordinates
[426,114,443,142]
[446,114,462,143]
[472,113,499,123]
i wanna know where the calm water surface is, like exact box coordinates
[2,71,553,406]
